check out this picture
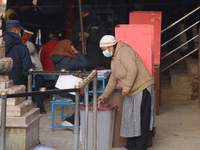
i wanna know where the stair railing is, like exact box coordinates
[161,6,200,72]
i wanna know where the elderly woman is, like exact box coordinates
[98,35,156,150]
[51,39,88,71]
[51,39,89,127]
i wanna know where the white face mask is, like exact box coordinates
[17,29,21,38]
[102,48,113,57]
[18,32,21,38]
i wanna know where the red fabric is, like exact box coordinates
[40,40,60,71]
[64,0,79,39]
[50,39,79,59]
[64,0,88,38]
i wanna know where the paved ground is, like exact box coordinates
[34,97,200,150]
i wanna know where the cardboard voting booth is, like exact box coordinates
[115,24,154,77]
[129,11,162,115]
[129,11,162,65]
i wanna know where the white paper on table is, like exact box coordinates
[55,75,83,95]
[97,69,111,77]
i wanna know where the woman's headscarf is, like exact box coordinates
[51,39,79,59]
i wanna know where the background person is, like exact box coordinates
[19,0,42,44]
[69,4,107,70]
[3,20,33,87]
[26,40,46,114]
[51,39,88,127]
[4,0,20,23]
[39,29,62,71]
[51,39,88,71]
[98,35,156,150]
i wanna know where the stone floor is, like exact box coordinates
[34,97,200,150]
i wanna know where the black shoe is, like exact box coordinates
[40,108,46,114]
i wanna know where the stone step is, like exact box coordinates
[0,108,40,125]
[161,91,192,101]
[0,44,5,59]
[185,58,198,80]
[2,97,26,106]
[161,80,192,101]
[0,85,26,106]
[4,114,42,150]
[169,68,191,90]
[0,100,33,117]
[161,67,193,101]
[0,80,13,89]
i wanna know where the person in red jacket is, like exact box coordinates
[39,29,62,71]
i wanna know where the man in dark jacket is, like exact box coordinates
[3,20,33,87]
[69,4,107,69]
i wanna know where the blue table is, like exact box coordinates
[84,71,111,101]
[50,100,84,131]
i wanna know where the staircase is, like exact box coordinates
[161,58,198,101]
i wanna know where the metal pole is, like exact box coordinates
[27,74,32,100]
[161,21,200,47]
[93,76,97,150]
[0,91,7,150]
[161,35,199,59]
[198,27,200,105]
[161,6,200,34]
[28,68,34,100]
[78,0,86,55]
[85,85,89,150]
[74,85,80,150]
[161,48,198,72]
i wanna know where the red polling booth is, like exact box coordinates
[129,11,162,115]
[129,11,162,65]
[115,24,154,77]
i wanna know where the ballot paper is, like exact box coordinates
[55,75,83,95]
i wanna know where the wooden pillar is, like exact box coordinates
[198,27,200,105]
[154,65,160,115]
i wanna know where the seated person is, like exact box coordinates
[39,29,61,71]
[26,40,46,114]
[51,39,89,127]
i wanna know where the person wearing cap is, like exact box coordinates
[98,35,156,150]
[3,20,34,87]
[69,4,107,70]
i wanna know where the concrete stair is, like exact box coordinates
[161,58,198,101]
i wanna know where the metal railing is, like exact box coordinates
[161,6,200,72]
[0,70,98,150]
[161,7,200,34]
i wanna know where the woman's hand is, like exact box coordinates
[98,95,105,103]
[122,89,128,97]
[70,45,78,54]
